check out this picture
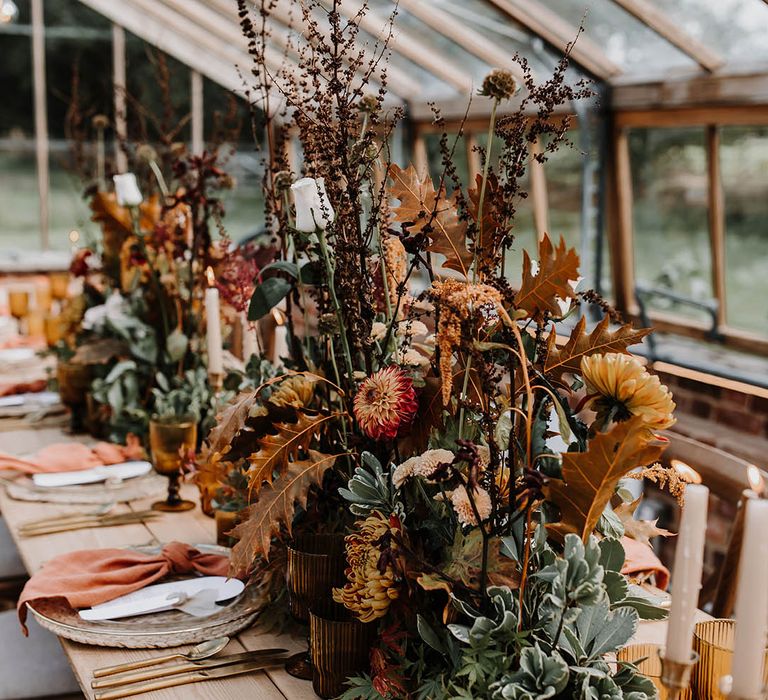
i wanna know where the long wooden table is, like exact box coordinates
[0,426,702,699]
[0,427,313,700]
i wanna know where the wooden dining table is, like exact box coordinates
[0,423,704,699]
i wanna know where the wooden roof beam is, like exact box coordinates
[485,0,622,81]
[396,0,525,84]
[319,0,474,95]
[77,0,250,95]
[610,0,724,73]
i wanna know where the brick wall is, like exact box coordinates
[652,368,768,468]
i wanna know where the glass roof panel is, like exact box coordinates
[545,0,696,75]
[644,0,768,65]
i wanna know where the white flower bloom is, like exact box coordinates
[396,347,430,367]
[291,177,335,232]
[82,292,130,331]
[477,445,490,468]
[396,319,429,338]
[370,321,387,342]
[412,448,454,480]
[451,485,492,527]
[392,457,418,489]
[113,173,143,207]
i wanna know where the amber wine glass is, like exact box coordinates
[149,415,197,512]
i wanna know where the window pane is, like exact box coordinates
[644,0,768,65]
[629,127,713,323]
[721,126,768,336]
[44,0,112,250]
[0,2,38,248]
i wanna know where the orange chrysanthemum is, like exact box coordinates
[353,366,418,441]
[580,353,676,429]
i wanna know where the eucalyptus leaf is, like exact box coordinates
[166,328,188,362]
[417,615,446,653]
[262,260,299,278]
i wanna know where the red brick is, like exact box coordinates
[677,376,721,398]
[690,399,712,418]
[715,407,766,435]
[722,389,751,409]
[750,395,768,416]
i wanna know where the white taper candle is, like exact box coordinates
[731,498,768,697]
[665,483,709,663]
[205,267,223,376]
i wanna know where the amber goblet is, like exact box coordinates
[284,534,347,680]
[148,415,197,512]
[8,289,30,333]
[49,272,70,301]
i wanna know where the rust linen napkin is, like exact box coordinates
[18,541,229,634]
[621,535,670,590]
[0,436,145,474]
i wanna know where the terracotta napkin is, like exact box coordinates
[0,379,47,397]
[0,436,145,474]
[18,541,230,634]
[621,535,670,590]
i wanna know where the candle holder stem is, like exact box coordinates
[208,372,223,395]
[659,651,698,699]
[727,688,767,700]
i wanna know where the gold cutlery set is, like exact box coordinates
[18,509,158,537]
[89,637,289,699]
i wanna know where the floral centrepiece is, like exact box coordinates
[183,1,695,697]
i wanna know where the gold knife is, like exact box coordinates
[91,649,289,689]
[93,656,289,700]
[19,513,158,536]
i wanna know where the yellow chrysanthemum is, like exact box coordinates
[580,353,675,429]
[332,512,402,623]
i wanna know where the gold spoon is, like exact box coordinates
[92,637,230,678]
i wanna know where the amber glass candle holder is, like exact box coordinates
[309,600,375,699]
[149,415,197,512]
[693,619,768,700]
[285,534,347,680]
[617,644,692,700]
[214,508,242,548]
[49,272,70,301]
[57,361,91,433]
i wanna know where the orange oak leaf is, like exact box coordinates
[515,233,579,318]
[615,497,675,547]
[545,316,652,380]
[545,416,667,542]
[229,450,338,570]
[387,163,473,276]
[467,172,503,274]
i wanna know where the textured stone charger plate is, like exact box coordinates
[26,544,262,648]
[3,472,167,504]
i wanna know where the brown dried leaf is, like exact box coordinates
[468,172,503,272]
[246,412,335,496]
[388,163,473,276]
[229,450,338,570]
[90,192,161,249]
[545,316,652,380]
[616,498,675,547]
[205,390,260,458]
[545,416,667,541]
[516,233,580,318]
[70,338,128,365]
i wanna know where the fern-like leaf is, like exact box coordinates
[229,451,338,570]
[246,412,335,496]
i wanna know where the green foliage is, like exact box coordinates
[248,277,292,321]
[438,538,657,700]
[338,452,398,517]
[151,367,213,423]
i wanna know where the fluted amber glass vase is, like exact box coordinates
[284,534,346,680]
[57,361,91,433]
[310,600,375,699]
